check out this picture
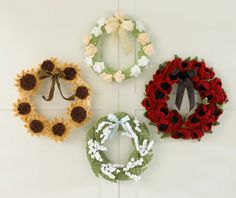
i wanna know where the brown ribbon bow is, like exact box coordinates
[39,69,75,101]
[172,68,197,111]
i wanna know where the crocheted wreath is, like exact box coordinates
[13,58,92,142]
[142,56,228,140]
[83,12,154,83]
[86,112,154,182]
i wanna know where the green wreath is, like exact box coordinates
[86,112,154,182]
[83,12,154,83]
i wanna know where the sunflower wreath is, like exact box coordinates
[83,12,154,83]
[142,56,228,140]
[13,58,92,142]
[86,112,154,182]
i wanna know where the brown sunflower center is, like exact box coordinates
[18,102,31,115]
[52,123,66,136]
[75,86,89,99]
[30,120,44,133]
[41,60,55,72]
[70,106,87,123]
[63,67,77,80]
[20,74,37,91]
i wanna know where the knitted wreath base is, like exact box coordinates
[142,56,228,140]
[13,58,92,142]
[86,112,154,182]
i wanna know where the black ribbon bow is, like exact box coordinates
[172,68,197,111]
[39,69,75,101]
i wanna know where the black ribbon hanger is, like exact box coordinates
[39,69,75,101]
[172,68,197,111]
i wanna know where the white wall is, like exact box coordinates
[0,0,235,198]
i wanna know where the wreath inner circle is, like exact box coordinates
[86,112,154,182]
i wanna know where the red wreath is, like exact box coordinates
[142,56,228,140]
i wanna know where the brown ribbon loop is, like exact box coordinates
[54,77,75,101]
[173,69,197,111]
[39,70,75,101]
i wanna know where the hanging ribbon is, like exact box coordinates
[39,69,75,101]
[107,114,140,150]
[107,114,131,133]
[172,68,197,111]
[104,15,133,54]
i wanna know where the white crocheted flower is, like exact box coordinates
[100,124,114,144]
[85,56,93,66]
[138,139,154,157]
[130,65,141,77]
[96,17,106,27]
[88,139,107,162]
[123,158,143,172]
[136,21,145,32]
[91,26,103,37]
[125,172,141,182]
[96,121,112,132]
[93,62,105,73]
[137,56,150,67]
[101,164,116,179]
[133,117,141,132]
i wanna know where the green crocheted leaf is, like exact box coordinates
[100,172,117,183]
[128,150,139,161]
[93,116,110,142]
[138,47,146,57]
[138,124,150,142]
[104,67,116,74]
[116,112,128,117]
[216,103,224,109]
[132,28,140,37]
[90,36,100,45]
[160,133,170,138]
[99,151,110,163]
[213,121,220,126]
[117,172,130,181]
[90,160,101,177]
[142,153,153,167]
[129,167,144,176]
[86,149,99,176]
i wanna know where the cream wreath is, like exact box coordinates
[83,12,154,83]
